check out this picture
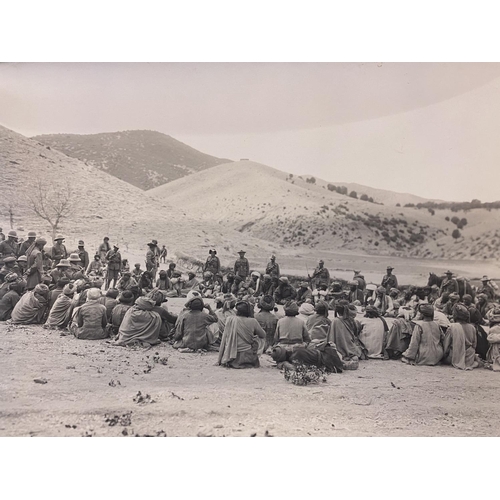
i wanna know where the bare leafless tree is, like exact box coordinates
[25,179,75,241]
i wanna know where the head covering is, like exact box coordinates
[235,300,252,317]
[258,295,275,311]
[431,284,439,290]
[106,288,119,299]
[284,301,299,316]
[118,290,135,304]
[135,297,155,311]
[376,286,386,294]
[35,237,47,245]
[68,253,81,262]
[298,303,315,316]
[56,259,71,268]
[348,304,358,318]
[187,272,196,279]
[489,306,500,325]
[445,270,453,275]
[365,305,380,317]
[477,293,488,302]
[63,284,76,296]
[270,254,276,260]
[34,284,49,296]
[4,272,19,283]
[482,275,490,281]
[186,296,204,311]
[279,276,289,284]
[318,260,324,264]
[387,266,394,270]
[418,303,434,319]
[27,231,36,238]
[298,281,308,288]
[315,300,329,316]
[203,271,213,279]
[449,292,460,301]
[453,304,470,323]
[78,240,84,246]
[54,235,64,241]
[348,280,358,287]
[263,274,271,280]
[3,256,16,264]
[113,245,119,249]
[462,294,473,305]
[238,250,246,254]
[147,289,165,306]
[389,288,399,295]
[17,255,28,262]
[209,249,217,255]
[251,271,260,278]
[87,288,101,301]
[8,230,17,238]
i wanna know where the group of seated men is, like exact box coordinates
[1,232,499,374]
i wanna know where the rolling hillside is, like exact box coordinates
[0,126,273,262]
[32,130,230,190]
[148,160,500,261]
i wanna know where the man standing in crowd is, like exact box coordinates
[381,266,398,292]
[0,230,19,263]
[204,249,221,276]
[234,250,250,280]
[74,240,90,270]
[19,231,36,256]
[98,237,111,262]
[160,245,168,263]
[265,254,280,280]
[478,276,496,301]
[146,242,158,281]
[310,259,330,289]
[50,235,67,267]
[105,244,121,290]
[26,237,47,290]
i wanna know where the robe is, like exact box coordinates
[486,325,500,371]
[71,301,108,340]
[11,290,48,324]
[0,290,21,321]
[358,317,387,359]
[275,316,311,345]
[384,318,413,357]
[114,301,161,346]
[45,294,75,328]
[328,317,365,361]
[218,315,266,368]
[255,310,278,350]
[306,314,332,344]
[402,320,444,366]
[174,309,218,350]
[443,322,477,370]
[110,303,133,335]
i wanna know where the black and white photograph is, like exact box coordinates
[2,61,499,439]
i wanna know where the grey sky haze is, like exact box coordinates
[1,62,500,201]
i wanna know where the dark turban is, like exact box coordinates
[235,300,252,317]
[284,301,299,316]
[259,295,275,311]
[106,288,119,299]
[365,305,380,318]
[118,290,135,304]
[453,304,470,323]
[315,300,329,316]
[418,303,434,319]
[187,297,204,311]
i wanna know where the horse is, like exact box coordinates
[427,272,475,300]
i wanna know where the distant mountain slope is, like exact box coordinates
[32,130,230,190]
[148,160,500,261]
[0,126,272,261]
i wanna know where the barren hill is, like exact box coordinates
[148,160,500,261]
[32,130,230,190]
[0,126,272,262]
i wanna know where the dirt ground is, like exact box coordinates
[1,299,499,437]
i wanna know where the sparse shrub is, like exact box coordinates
[349,191,358,199]
[452,229,461,239]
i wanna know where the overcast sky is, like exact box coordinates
[1,62,500,201]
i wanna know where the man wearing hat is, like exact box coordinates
[67,253,85,280]
[16,255,28,276]
[265,254,280,280]
[439,270,458,297]
[381,266,398,293]
[0,256,21,283]
[0,230,19,264]
[73,240,89,270]
[26,237,47,290]
[347,280,364,304]
[296,281,313,305]
[19,231,36,257]
[477,276,496,301]
[146,242,158,281]
[234,250,250,279]
[49,235,68,267]
[105,244,121,290]
[203,249,221,276]
[49,258,71,284]
[98,237,111,262]
[160,245,168,263]
[310,259,330,290]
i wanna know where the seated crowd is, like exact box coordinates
[1,230,500,373]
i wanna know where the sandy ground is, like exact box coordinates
[1,299,499,437]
